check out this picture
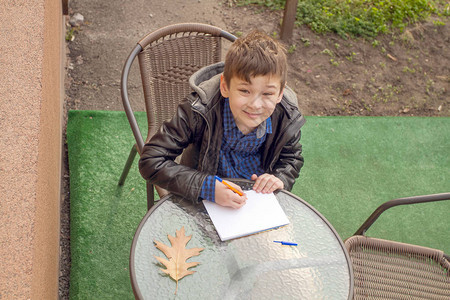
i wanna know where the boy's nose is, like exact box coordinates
[248,95,263,109]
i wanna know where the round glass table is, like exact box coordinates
[130,180,354,299]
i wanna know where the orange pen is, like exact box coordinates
[214,176,244,196]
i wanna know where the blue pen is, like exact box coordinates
[274,240,298,246]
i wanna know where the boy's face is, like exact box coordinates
[220,74,284,135]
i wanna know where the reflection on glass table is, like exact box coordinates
[130,179,354,299]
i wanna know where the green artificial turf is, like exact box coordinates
[67,111,449,299]
[67,111,148,299]
[293,116,450,251]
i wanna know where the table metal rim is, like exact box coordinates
[129,194,167,300]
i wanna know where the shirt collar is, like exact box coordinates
[224,98,272,138]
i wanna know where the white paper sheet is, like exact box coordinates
[202,190,290,241]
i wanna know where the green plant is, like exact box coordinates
[433,20,445,26]
[288,44,297,54]
[403,66,416,73]
[330,58,340,66]
[372,83,403,103]
[346,52,357,62]
[426,78,435,94]
[322,48,334,57]
[301,37,311,46]
[236,0,449,38]
[361,99,373,112]
[66,27,76,41]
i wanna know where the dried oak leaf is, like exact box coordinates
[154,227,204,294]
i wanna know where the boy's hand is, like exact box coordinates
[214,180,247,209]
[251,174,284,193]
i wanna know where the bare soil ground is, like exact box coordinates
[65,1,449,116]
[223,7,449,117]
[60,0,449,298]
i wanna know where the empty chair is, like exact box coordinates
[345,193,450,299]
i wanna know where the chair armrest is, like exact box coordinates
[355,192,450,235]
[121,44,145,153]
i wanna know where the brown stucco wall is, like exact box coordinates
[0,1,64,299]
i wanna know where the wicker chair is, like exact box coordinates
[118,23,236,209]
[345,193,450,299]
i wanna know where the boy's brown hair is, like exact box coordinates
[223,30,287,93]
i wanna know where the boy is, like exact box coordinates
[139,30,305,209]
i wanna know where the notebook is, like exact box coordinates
[202,190,289,241]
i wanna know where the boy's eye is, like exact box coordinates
[239,89,250,94]
[263,92,275,96]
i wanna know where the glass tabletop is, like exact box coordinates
[130,181,353,299]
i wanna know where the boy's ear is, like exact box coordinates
[219,74,230,98]
[276,85,285,103]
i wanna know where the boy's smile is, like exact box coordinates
[220,74,284,135]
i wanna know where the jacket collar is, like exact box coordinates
[189,62,224,105]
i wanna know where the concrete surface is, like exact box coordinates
[0,0,65,298]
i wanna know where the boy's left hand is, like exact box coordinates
[251,173,284,193]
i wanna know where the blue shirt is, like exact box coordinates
[199,98,272,202]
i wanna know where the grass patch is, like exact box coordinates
[236,0,449,38]
[294,116,450,251]
[67,111,449,298]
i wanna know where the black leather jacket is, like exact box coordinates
[139,62,306,203]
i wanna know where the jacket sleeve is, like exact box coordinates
[271,129,304,191]
[138,99,207,202]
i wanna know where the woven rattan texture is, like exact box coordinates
[138,33,222,142]
[346,236,450,299]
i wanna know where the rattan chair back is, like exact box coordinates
[346,235,450,299]
[137,24,233,144]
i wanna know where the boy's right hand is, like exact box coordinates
[214,180,247,209]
